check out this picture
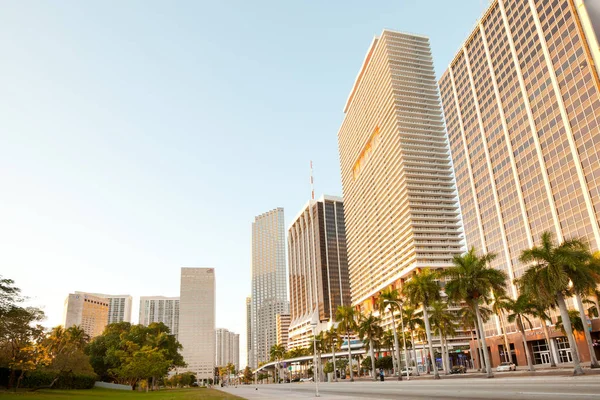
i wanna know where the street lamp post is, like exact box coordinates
[384,299,410,381]
[311,321,320,398]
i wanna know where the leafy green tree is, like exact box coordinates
[243,366,253,384]
[519,231,598,375]
[357,313,382,380]
[85,321,184,389]
[402,269,442,379]
[0,276,47,389]
[375,355,393,370]
[335,305,357,382]
[506,295,535,371]
[442,248,507,378]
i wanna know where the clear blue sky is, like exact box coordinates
[0,1,485,366]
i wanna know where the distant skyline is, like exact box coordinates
[0,1,486,368]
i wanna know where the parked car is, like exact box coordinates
[300,377,314,382]
[291,377,301,382]
[450,365,466,374]
[400,367,417,376]
[496,362,517,372]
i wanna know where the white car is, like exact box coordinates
[496,362,516,372]
[299,377,314,382]
[400,367,417,376]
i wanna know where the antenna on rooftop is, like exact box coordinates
[310,160,315,200]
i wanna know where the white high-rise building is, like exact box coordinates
[89,293,132,324]
[179,267,215,380]
[139,296,180,338]
[216,328,240,371]
[250,208,289,368]
[337,30,463,317]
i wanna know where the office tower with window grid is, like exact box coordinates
[439,0,600,366]
[287,195,350,348]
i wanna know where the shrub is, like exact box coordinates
[20,370,97,389]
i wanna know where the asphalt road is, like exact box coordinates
[219,375,600,399]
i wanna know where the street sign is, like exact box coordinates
[288,366,292,371]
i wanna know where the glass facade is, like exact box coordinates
[440,0,600,337]
[288,196,351,348]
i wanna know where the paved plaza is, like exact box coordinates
[220,375,600,400]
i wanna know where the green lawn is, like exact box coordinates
[0,388,244,400]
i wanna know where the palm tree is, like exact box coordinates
[270,344,285,383]
[381,329,395,363]
[459,303,492,371]
[556,310,585,334]
[324,326,340,382]
[430,300,457,374]
[506,295,535,371]
[402,268,442,379]
[402,306,423,376]
[519,231,597,375]
[490,290,512,363]
[442,247,507,378]
[377,288,403,379]
[357,313,382,380]
[335,305,357,382]
[315,331,327,383]
[529,301,557,367]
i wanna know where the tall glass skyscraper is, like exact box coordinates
[337,30,463,317]
[250,208,289,368]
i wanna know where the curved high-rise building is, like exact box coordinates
[337,30,463,315]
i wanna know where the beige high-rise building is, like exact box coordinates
[337,30,463,315]
[139,296,180,338]
[276,313,290,349]
[439,0,600,366]
[63,292,109,338]
[250,208,289,368]
[179,267,215,380]
[287,195,351,348]
[245,296,252,368]
[89,293,132,324]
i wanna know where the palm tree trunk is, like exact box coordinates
[518,318,534,371]
[390,312,402,380]
[422,306,440,379]
[540,320,557,367]
[440,334,447,374]
[444,334,451,374]
[575,293,599,368]
[474,301,493,378]
[332,342,338,382]
[369,339,376,380]
[474,324,484,371]
[410,330,420,376]
[347,330,354,382]
[556,293,584,375]
[498,311,511,363]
